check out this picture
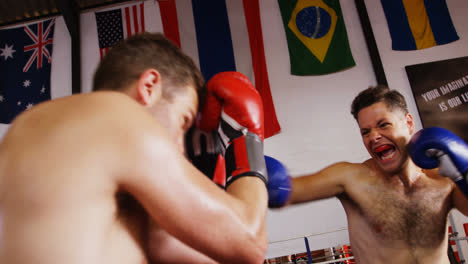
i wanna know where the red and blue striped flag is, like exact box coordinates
[158,0,281,138]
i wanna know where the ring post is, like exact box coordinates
[304,237,313,263]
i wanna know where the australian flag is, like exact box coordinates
[0,18,55,124]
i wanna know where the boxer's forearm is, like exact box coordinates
[226,177,268,244]
[146,222,219,264]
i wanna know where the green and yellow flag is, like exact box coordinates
[278,0,355,75]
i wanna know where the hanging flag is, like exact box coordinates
[380,0,459,51]
[95,2,145,59]
[0,19,55,124]
[158,0,180,48]
[277,0,355,76]
[158,0,281,138]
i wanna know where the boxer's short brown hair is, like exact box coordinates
[351,85,409,120]
[93,32,205,107]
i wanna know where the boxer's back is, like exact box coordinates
[0,92,150,264]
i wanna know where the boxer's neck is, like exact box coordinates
[393,161,425,190]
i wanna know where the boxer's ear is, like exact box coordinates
[136,69,162,106]
[406,113,415,134]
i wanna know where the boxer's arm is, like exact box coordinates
[225,176,268,241]
[289,162,360,204]
[120,129,267,264]
[145,180,267,264]
[146,220,219,264]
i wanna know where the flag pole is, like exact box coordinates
[354,0,388,86]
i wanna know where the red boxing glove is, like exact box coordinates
[198,71,267,187]
[185,127,226,188]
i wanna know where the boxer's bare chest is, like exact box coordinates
[342,176,453,247]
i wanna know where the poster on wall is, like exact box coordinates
[405,56,468,142]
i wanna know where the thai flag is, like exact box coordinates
[157,0,280,138]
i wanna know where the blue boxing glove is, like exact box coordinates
[408,127,468,196]
[265,155,292,208]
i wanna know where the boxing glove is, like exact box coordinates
[185,126,226,188]
[408,127,468,196]
[265,155,292,208]
[198,71,267,188]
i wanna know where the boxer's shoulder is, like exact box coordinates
[16,91,146,120]
[13,91,164,138]
[2,92,170,173]
[421,169,456,195]
[330,161,373,183]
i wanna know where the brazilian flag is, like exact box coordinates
[278,0,355,75]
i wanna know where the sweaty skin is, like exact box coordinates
[0,93,152,264]
[290,102,468,264]
[0,91,268,264]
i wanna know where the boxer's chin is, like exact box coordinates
[373,145,402,172]
[374,144,396,162]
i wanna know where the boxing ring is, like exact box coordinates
[449,213,468,263]
[265,228,468,264]
[265,237,355,264]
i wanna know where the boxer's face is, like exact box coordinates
[357,102,414,174]
[152,86,198,153]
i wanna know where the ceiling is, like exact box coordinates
[0,0,131,27]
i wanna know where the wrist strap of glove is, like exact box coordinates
[427,149,466,182]
[224,132,268,188]
[218,111,248,146]
[435,152,465,182]
[430,150,468,197]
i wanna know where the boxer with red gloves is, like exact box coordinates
[146,71,270,264]
[0,34,269,264]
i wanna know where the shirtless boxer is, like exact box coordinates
[0,33,269,264]
[269,85,468,264]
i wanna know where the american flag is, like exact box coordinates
[95,2,145,59]
[0,19,55,124]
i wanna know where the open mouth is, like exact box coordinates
[374,144,396,161]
